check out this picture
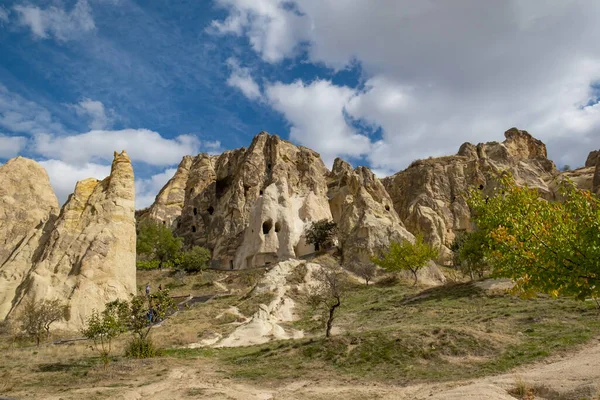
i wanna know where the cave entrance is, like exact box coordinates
[262,219,273,234]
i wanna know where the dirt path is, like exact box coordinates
[43,338,599,400]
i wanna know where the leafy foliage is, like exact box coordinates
[174,246,211,273]
[81,300,129,368]
[348,261,377,286]
[17,298,69,346]
[137,221,183,268]
[125,290,176,358]
[450,230,487,280]
[468,174,600,300]
[372,236,439,286]
[305,219,337,251]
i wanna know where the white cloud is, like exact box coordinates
[135,168,178,209]
[210,0,310,62]
[0,6,9,23]
[71,98,114,130]
[39,159,110,204]
[0,84,67,135]
[33,129,201,166]
[265,79,371,166]
[14,0,95,41]
[0,134,27,159]
[226,58,261,100]
[213,1,600,169]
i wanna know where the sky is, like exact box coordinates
[1,0,599,209]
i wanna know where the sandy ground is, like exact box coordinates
[38,337,599,400]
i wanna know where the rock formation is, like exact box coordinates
[0,151,137,329]
[141,132,419,271]
[0,157,60,319]
[382,128,557,262]
[327,158,413,264]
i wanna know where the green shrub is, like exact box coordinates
[125,337,158,358]
[136,260,160,270]
[174,246,211,273]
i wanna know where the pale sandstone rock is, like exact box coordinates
[382,128,557,263]
[585,150,600,168]
[6,151,136,329]
[0,157,59,319]
[327,158,414,265]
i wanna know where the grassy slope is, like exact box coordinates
[2,271,600,397]
[164,280,600,385]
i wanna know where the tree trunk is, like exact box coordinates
[411,269,418,286]
[326,297,341,338]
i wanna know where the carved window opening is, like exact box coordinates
[262,219,273,234]
[193,208,198,215]
[230,260,234,270]
[192,225,197,233]
[177,220,181,229]
[259,190,263,196]
[479,184,484,190]
[385,205,390,211]
[207,206,214,215]
[267,163,272,170]
[162,221,166,225]
[274,222,281,232]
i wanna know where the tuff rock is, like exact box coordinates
[0,151,136,329]
[382,128,558,263]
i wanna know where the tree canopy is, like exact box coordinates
[468,174,600,300]
[137,221,183,268]
[305,219,337,251]
[372,235,438,286]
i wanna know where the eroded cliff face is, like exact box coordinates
[327,158,414,265]
[382,128,558,263]
[0,157,60,319]
[1,151,137,329]
[142,132,420,271]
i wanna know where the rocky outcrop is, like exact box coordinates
[327,158,413,264]
[382,128,557,263]
[174,132,332,269]
[1,151,137,329]
[0,157,60,319]
[143,132,422,271]
[586,150,600,168]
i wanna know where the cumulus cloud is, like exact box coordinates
[226,57,261,100]
[33,129,201,166]
[213,0,600,169]
[210,0,310,62]
[38,159,110,204]
[71,98,114,130]
[0,134,27,159]
[265,79,371,166]
[135,168,178,209]
[14,0,95,41]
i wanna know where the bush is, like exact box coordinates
[124,337,158,358]
[136,260,160,270]
[174,246,211,273]
[305,219,337,251]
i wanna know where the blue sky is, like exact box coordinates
[1,0,600,208]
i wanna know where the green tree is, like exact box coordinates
[124,290,176,358]
[82,300,129,368]
[305,219,337,251]
[17,298,69,346]
[174,246,211,273]
[137,221,183,269]
[372,236,439,286]
[450,230,487,280]
[468,174,600,300]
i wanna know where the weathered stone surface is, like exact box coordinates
[585,150,600,168]
[382,128,557,263]
[327,158,414,265]
[4,151,136,329]
[174,132,332,269]
[0,157,59,319]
